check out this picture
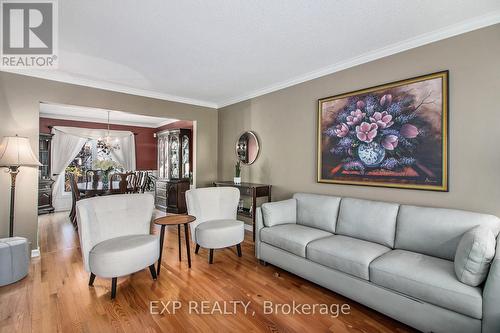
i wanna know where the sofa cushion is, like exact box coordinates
[336,198,399,248]
[260,224,332,257]
[370,250,483,319]
[261,199,297,227]
[293,193,341,233]
[396,205,500,261]
[307,235,390,280]
[454,225,496,287]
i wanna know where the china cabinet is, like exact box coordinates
[155,129,192,213]
[38,133,55,214]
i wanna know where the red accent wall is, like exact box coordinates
[39,118,157,170]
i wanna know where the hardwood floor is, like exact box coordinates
[0,212,416,333]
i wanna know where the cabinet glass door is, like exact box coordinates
[169,134,179,179]
[182,135,190,178]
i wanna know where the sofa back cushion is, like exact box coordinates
[293,193,341,233]
[336,198,399,248]
[396,205,500,261]
[261,199,297,227]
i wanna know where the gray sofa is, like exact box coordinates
[255,193,500,333]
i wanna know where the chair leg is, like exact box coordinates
[177,225,182,261]
[209,249,214,264]
[149,264,157,280]
[236,243,242,257]
[88,273,96,286]
[259,260,268,266]
[111,278,117,299]
[195,244,200,254]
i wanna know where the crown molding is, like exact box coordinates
[39,112,176,128]
[0,68,218,109]
[2,11,499,110]
[217,11,500,108]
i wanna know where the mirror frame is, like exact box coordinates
[235,131,260,165]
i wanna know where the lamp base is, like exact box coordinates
[7,166,19,238]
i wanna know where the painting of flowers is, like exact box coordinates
[317,71,448,191]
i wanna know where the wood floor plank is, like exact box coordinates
[0,212,417,333]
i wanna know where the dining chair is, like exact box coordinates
[110,172,132,194]
[85,169,103,184]
[186,187,244,264]
[127,173,138,193]
[76,193,159,299]
[68,173,84,226]
[139,172,150,193]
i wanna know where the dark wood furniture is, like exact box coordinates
[154,214,196,275]
[154,179,190,213]
[68,173,84,226]
[110,172,132,194]
[155,128,192,214]
[38,134,55,215]
[77,181,132,195]
[213,181,272,241]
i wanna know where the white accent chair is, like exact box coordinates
[76,193,159,299]
[186,187,244,264]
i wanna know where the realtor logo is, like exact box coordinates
[1,0,58,68]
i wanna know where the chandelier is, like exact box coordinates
[98,111,120,153]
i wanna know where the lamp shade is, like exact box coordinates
[0,135,41,167]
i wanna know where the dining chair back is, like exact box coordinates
[68,173,82,226]
[110,172,132,194]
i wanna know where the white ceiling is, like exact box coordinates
[5,1,500,108]
[39,103,177,128]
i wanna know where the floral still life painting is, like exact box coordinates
[317,71,448,191]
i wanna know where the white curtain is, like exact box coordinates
[110,134,136,171]
[50,126,136,210]
[51,128,87,210]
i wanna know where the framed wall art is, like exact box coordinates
[317,71,448,191]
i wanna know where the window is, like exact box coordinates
[64,139,123,191]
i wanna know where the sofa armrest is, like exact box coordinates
[483,236,500,333]
[255,207,264,259]
[261,199,297,227]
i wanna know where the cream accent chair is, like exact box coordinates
[76,193,159,299]
[186,187,244,264]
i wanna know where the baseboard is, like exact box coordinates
[31,248,41,258]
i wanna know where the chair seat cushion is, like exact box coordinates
[89,234,159,278]
[370,250,483,319]
[195,219,244,249]
[307,235,391,280]
[260,224,332,257]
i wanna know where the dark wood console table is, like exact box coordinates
[213,181,272,241]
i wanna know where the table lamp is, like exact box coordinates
[0,135,41,237]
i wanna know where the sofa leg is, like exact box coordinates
[111,278,117,299]
[195,244,200,254]
[259,260,267,266]
[236,244,242,257]
[209,249,214,264]
[88,273,96,286]
[149,264,157,280]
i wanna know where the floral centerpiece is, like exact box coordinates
[93,159,120,188]
[324,91,431,174]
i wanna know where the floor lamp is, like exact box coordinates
[0,135,41,237]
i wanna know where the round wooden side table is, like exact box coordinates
[154,214,196,275]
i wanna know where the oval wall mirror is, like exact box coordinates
[235,131,259,165]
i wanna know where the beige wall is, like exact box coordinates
[219,25,500,217]
[0,72,218,249]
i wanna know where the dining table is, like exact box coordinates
[77,181,132,196]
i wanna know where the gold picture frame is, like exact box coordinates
[317,71,448,191]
